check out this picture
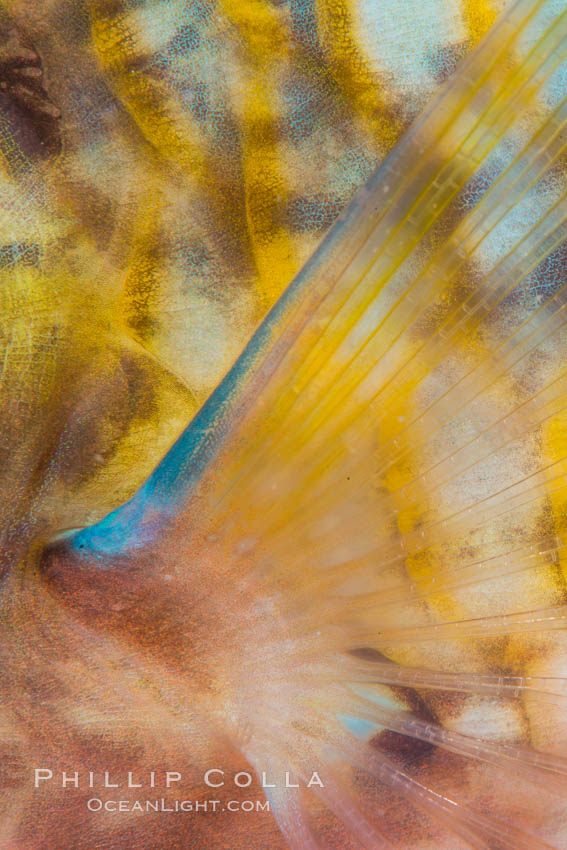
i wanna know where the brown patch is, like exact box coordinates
[0,15,61,158]
[348,646,391,663]
[373,727,436,768]
[348,649,444,767]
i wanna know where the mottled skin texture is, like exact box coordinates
[2,1,567,848]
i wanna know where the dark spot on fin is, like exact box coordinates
[372,686,439,769]
[374,729,436,768]
[349,647,438,767]
[348,647,394,663]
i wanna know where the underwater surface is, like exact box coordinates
[2,0,567,847]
